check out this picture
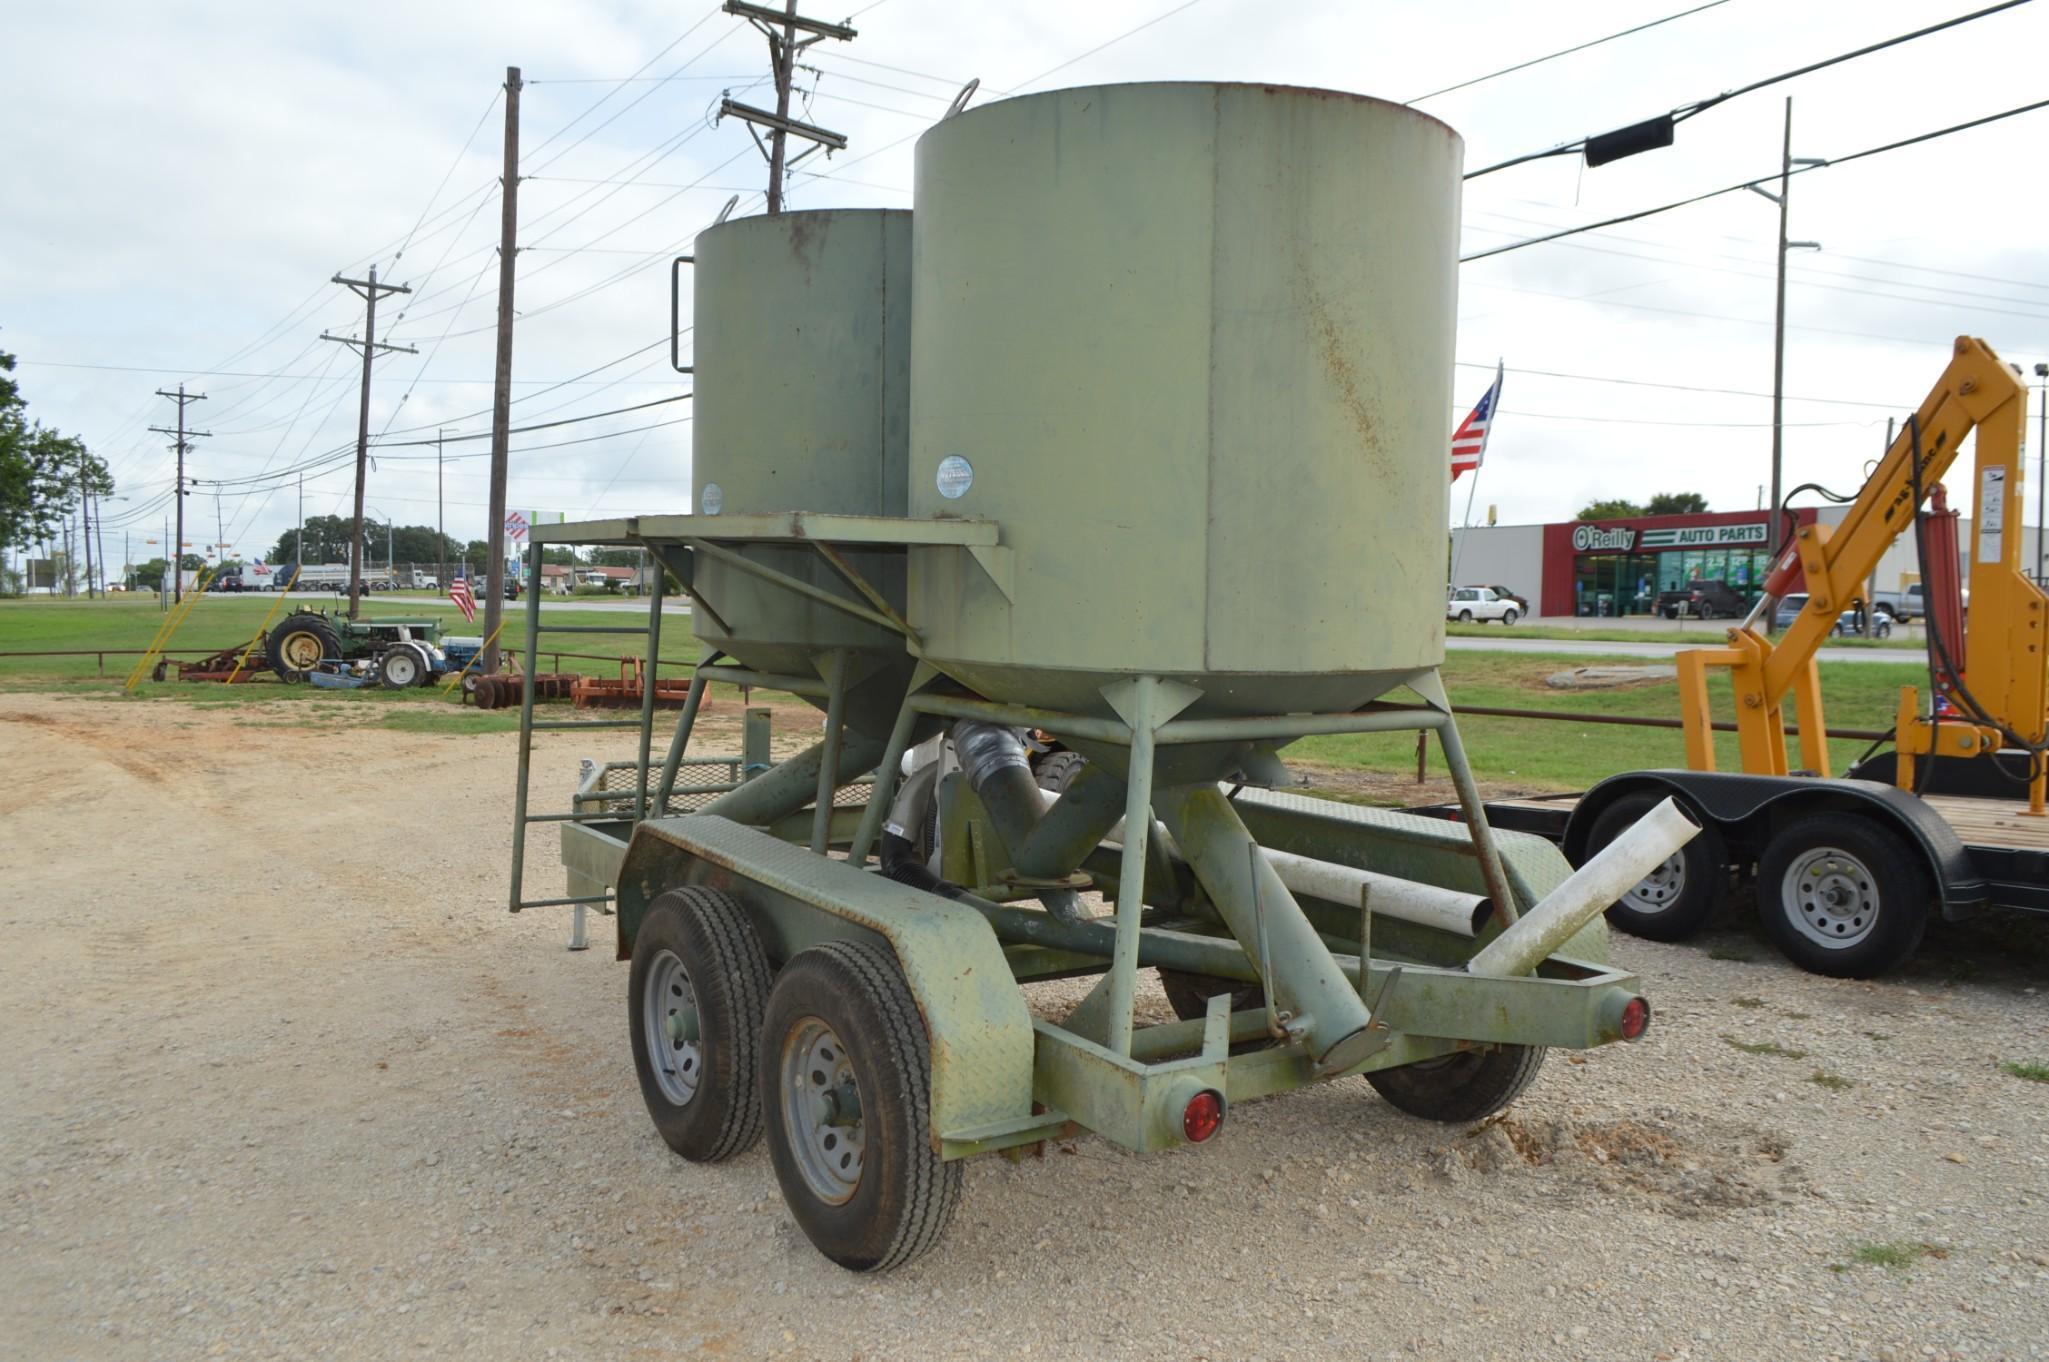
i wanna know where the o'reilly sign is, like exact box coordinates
[1572,524,1635,552]
[1572,521,1768,553]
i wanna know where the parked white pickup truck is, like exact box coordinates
[1447,585,1521,624]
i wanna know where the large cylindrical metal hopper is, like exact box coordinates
[689,208,914,738]
[906,84,1461,736]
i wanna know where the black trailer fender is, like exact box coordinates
[1563,771,1988,922]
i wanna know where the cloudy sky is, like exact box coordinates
[6,0,2047,566]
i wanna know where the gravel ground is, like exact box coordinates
[3,690,2047,1362]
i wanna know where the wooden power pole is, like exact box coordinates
[719,1,854,213]
[149,384,208,605]
[482,65,522,673]
[322,266,416,619]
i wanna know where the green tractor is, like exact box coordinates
[266,609,446,683]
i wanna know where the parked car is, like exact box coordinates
[1772,593,1894,638]
[504,577,522,600]
[1655,579,1745,620]
[1869,582,1968,621]
[1447,585,1520,624]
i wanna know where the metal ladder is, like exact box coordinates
[507,543,674,939]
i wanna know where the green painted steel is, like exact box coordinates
[907,83,1463,724]
[690,209,917,739]
[616,815,1036,1142]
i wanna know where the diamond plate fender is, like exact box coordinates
[616,815,1036,1146]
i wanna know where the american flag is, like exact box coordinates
[1450,362,1504,482]
[449,567,477,623]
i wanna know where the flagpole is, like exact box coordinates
[1448,360,1503,592]
[1450,461,1483,588]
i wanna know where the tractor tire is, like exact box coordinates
[1585,792,1726,942]
[379,644,426,689]
[1366,1045,1547,1123]
[1756,813,1930,978]
[760,941,963,1273]
[628,888,772,1162]
[459,671,482,697]
[268,615,342,682]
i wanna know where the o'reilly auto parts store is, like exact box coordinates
[1448,504,2035,619]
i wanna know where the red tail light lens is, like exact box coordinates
[1182,1090,1224,1143]
[1619,996,1651,1041]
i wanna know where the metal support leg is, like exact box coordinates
[508,542,546,912]
[743,707,771,780]
[568,904,589,951]
[1105,677,1161,1058]
[849,664,937,867]
[811,651,849,855]
[633,553,666,821]
[653,663,715,813]
[1435,714,1520,926]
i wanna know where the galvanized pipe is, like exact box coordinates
[698,732,888,829]
[848,686,924,866]
[1468,796,1699,978]
[652,668,714,812]
[1152,783,1376,1071]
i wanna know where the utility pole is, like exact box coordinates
[215,489,226,569]
[483,66,522,673]
[437,428,447,592]
[150,384,208,605]
[93,484,108,597]
[75,447,96,599]
[296,473,305,577]
[719,1,855,213]
[1746,98,1825,525]
[322,265,416,619]
[2035,363,2047,585]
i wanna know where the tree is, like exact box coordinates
[589,547,642,568]
[1645,491,1709,516]
[1577,498,1644,521]
[0,348,112,556]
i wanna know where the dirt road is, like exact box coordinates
[3,691,2047,1361]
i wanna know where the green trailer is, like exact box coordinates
[506,83,1686,1273]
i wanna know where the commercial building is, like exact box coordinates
[1450,505,2043,619]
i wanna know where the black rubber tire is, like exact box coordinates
[378,644,425,690]
[1366,1045,1547,1123]
[1457,609,1474,623]
[1502,608,1519,626]
[1034,750,1087,794]
[268,616,342,682]
[459,670,482,696]
[760,941,963,1273]
[1755,812,1931,978]
[1585,792,1726,942]
[627,887,772,1162]
[1158,968,1264,1023]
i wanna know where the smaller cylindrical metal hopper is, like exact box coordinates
[689,208,915,738]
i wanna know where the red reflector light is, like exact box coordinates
[1620,997,1651,1041]
[1182,1090,1224,1143]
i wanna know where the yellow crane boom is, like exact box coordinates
[1676,335,2047,814]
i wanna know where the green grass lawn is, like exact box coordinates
[1446,620,1909,649]
[0,595,703,682]
[2,596,1925,793]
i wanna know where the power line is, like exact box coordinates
[1012,0,1208,92]
[1462,94,2049,262]
[1407,1,1731,105]
[1466,0,2035,178]
[1452,360,1902,410]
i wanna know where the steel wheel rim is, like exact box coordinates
[779,1016,864,1205]
[384,651,418,685]
[279,631,323,670]
[1780,846,1880,948]
[643,949,702,1106]
[1621,851,1685,913]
